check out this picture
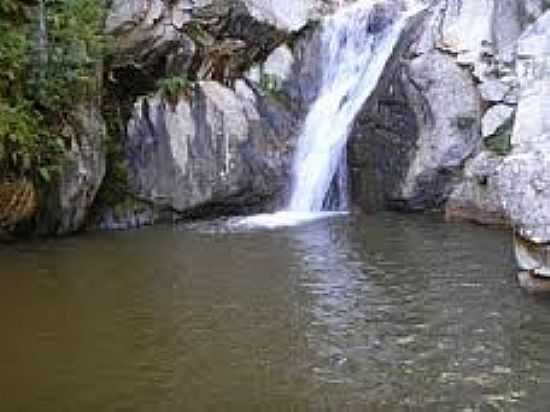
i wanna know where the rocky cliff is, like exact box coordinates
[348,0,550,281]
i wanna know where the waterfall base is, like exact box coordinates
[237,211,348,229]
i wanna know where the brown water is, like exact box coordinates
[1,212,550,411]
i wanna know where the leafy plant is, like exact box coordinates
[0,0,108,184]
[158,75,193,104]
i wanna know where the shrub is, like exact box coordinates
[0,0,108,184]
[158,75,193,104]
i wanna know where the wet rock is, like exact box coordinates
[515,235,550,277]
[96,201,159,231]
[518,271,550,292]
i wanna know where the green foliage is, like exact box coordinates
[485,131,512,156]
[260,73,281,93]
[0,103,64,181]
[158,75,193,103]
[484,115,514,156]
[0,0,108,183]
[34,0,108,110]
[259,72,292,110]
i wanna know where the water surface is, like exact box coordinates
[1,212,549,411]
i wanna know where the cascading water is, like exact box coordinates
[240,0,418,228]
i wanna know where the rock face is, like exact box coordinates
[349,4,483,211]
[494,11,550,276]
[104,0,339,88]
[124,80,294,217]
[37,106,107,235]
[398,50,482,209]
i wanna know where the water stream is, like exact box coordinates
[288,0,409,213]
[242,0,416,228]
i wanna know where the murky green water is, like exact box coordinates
[1,212,550,411]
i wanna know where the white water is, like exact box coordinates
[241,0,417,228]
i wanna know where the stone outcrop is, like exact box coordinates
[37,105,107,235]
[118,80,294,222]
[104,0,339,88]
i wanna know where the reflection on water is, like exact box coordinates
[1,212,550,411]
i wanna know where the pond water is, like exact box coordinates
[1,212,550,411]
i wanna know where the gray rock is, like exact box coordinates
[124,81,293,215]
[482,104,515,139]
[515,235,550,277]
[495,11,550,245]
[478,80,510,103]
[263,45,295,86]
[397,50,482,208]
[38,105,107,235]
[445,151,507,226]
[97,201,159,231]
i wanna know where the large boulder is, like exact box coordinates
[394,50,483,209]
[123,80,294,217]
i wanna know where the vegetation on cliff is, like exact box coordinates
[0,0,107,184]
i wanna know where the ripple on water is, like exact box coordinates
[1,212,550,411]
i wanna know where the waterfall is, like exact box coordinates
[240,0,418,228]
[287,0,412,213]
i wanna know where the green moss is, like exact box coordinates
[158,75,193,104]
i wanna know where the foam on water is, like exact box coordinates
[237,211,348,229]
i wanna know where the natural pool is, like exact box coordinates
[1,212,549,411]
